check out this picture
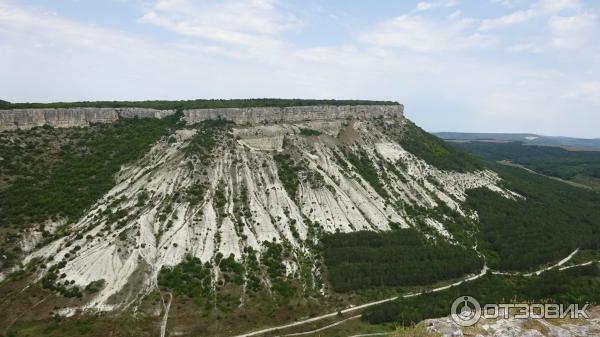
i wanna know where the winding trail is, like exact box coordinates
[231,264,489,337]
[160,292,172,337]
[560,261,593,270]
[491,248,579,277]
[278,315,362,337]
[232,248,589,337]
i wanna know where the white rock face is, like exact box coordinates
[0,107,175,131]
[184,104,404,125]
[21,115,513,312]
[0,108,118,131]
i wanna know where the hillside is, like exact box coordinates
[1,103,600,336]
[448,140,600,191]
[435,132,600,150]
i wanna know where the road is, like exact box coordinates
[160,292,172,337]
[232,248,588,337]
[231,264,489,337]
[278,315,362,337]
[491,248,579,277]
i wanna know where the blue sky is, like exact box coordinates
[1,0,599,137]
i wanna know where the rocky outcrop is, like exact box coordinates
[0,108,175,131]
[117,108,176,120]
[0,105,402,131]
[183,104,404,125]
[0,108,118,131]
[424,307,600,337]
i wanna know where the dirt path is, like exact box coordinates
[4,294,51,333]
[160,292,172,337]
[497,161,591,190]
[277,315,362,337]
[491,248,579,277]
[231,264,489,337]
[232,248,586,337]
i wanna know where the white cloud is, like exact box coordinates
[579,82,600,105]
[139,0,300,49]
[359,14,492,52]
[563,81,600,105]
[507,42,543,53]
[548,11,597,49]
[480,0,580,30]
[489,0,523,8]
[415,0,458,12]
[0,1,287,101]
[1,0,600,138]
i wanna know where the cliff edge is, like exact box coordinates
[0,108,175,131]
[184,104,404,125]
[0,104,403,131]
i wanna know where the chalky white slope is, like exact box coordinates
[24,117,514,311]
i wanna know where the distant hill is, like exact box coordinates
[448,140,600,191]
[435,132,600,150]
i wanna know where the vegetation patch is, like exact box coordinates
[299,128,322,136]
[343,149,389,198]
[467,165,600,271]
[0,114,179,228]
[261,241,296,303]
[158,255,214,310]
[273,153,302,198]
[363,264,600,326]
[389,121,482,172]
[185,119,233,166]
[322,229,483,292]
[451,140,600,190]
[274,153,326,199]
[41,260,83,298]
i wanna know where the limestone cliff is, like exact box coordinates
[0,105,402,131]
[183,104,404,125]
[0,107,175,131]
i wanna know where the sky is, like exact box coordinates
[0,0,599,138]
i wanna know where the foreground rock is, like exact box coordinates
[425,307,600,337]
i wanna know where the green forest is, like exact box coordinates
[386,121,483,172]
[363,264,600,325]
[467,165,600,271]
[321,229,483,292]
[451,140,600,190]
[0,114,179,228]
[0,99,399,110]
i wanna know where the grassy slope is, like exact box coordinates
[388,120,483,172]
